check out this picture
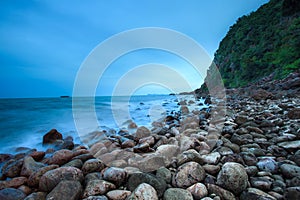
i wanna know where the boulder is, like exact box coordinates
[82,180,116,198]
[47,149,74,166]
[21,156,46,177]
[46,180,82,200]
[240,188,276,200]
[28,164,59,187]
[216,162,248,194]
[39,166,84,192]
[127,183,158,200]
[106,190,131,200]
[23,192,47,200]
[135,126,151,140]
[163,188,193,200]
[172,161,206,188]
[0,188,26,200]
[288,108,300,119]
[82,159,106,175]
[207,184,236,200]
[42,129,63,144]
[280,164,300,178]
[0,177,27,190]
[187,183,208,199]
[102,167,127,186]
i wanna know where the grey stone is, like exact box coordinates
[163,188,193,200]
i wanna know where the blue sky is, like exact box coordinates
[0,0,269,98]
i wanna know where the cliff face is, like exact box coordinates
[207,0,300,89]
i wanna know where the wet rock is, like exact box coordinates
[42,129,63,144]
[127,173,166,197]
[180,105,189,114]
[287,176,300,187]
[284,187,300,199]
[39,166,84,192]
[82,180,116,198]
[0,177,27,190]
[106,190,131,200]
[21,156,46,177]
[82,159,106,174]
[280,164,300,178]
[187,183,208,199]
[288,108,300,119]
[29,151,45,161]
[172,161,206,188]
[201,152,221,164]
[203,164,220,175]
[241,152,258,166]
[82,196,108,200]
[127,183,158,200]
[63,159,83,169]
[163,188,193,200]
[278,140,300,150]
[245,166,259,177]
[240,188,276,200]
[256,158,278,173]
[207,184,236,200]
[46,180,82,200]
[47,149,74,165]
[135,126,151,140]
[156,167,171,183]
[23,192,47,200]
[28,164,59,187]
[2,159,23,178]
[250,177,273,191]
[216,162,248,194]
[102,167,127,186]
[0,188,26,200]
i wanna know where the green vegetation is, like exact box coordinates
[213,0,300,88]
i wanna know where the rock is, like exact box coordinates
[201,152,221,164]
[187,183,208,199]
[290,150,300,166]
[127,183,158,200]
[280,164,300,178]
[82,159,106,175]
[28,164,59,187]
[0,177,27,190]
[278,140,300,150]
[172,161,206,188]
[135,126,151,140]
[163,188,193,200]
[39,166,84,192]
[284,187,300,200]
[121,139,135,148]
[102,167,127,186]
[0,188,26,200]
[241,152,258,166]
[29,151,45,161]
[73,154,94,162]
[240,188,276,200]
[216,162,248,195]
[207,184,236,200]
[21,156,46,177]
[127,173,166,197]
[155,144,179,163]
[42,129,63,144]
[250,177,273,191]
[156,167,172,183]
[133,143,151,153]
[180,105,189,114]
[47,149,74,165]
[84,172,102,185]
[256,158,278,173]
[106,190,131,200]
[203,164,220,175]
[63,159,83,169]
[234,115,249,125]
[177,149,204,166]
[251,89,273,101]
[23,192,47,200]
[2,159,23,178]
[46,180,82,200]
[136,155,165,172]
[82,196,108,200]
[82,180,116,198]
[288,108,300,119]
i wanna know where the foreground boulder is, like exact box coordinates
[127,183,158,200]
[46,180,82,200]
[0,188,26,200]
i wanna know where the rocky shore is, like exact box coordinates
[0,72,299,200]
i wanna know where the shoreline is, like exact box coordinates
[0,82,300,199]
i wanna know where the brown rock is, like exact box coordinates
[47,149,74,165]
[23,192,47,200]
[127,183,158,200]
[42,129,63,144]
[82,159,106,175]
[135,126,151,140]
[21,156,46,177]
[28,164,59,187]
[17,185,31,195]
[46,180,82,200]
[106,190,131,200]
[82,180,116,198]
[251,89,273,101]
[207,184,236,200]
[288,108,300,119]
[29,151,45,161]
[0,177,27,190]
[102,167,127,186]
[187,183,208,199]
[2,159,23,178]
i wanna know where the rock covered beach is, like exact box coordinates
[0,72,300,200]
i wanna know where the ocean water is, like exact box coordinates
[0,95,182,154]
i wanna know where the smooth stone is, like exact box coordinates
[217,146,233,156]
[127,183,158,200]
[63,159,83,169]
[29,151,45,161]
[106,190,131,200]
[0,188,26,200]
[136,155,166,172]
[250,177,273,191]
[156,167,172,183]
[102,167,127,186]
[207,184,236,200]
[84,172,102,185]
[82,196,108,200]
[46,180,82,200]
[287,176,300,187]
[203,164,221,175]
[177,149,204,166]
[0,177,27,190]
[155,145,179,164]
[278,140,300,150]
[23,192,47,200]
[82,159,106,174]
[2,159,23,178]
[280,164,300,178]
[240,188,276,200]
[39,166,84,192]
[135,126,151,140]
[28,164,59,187]
[47,149,74,166]
[172,161,206,188]
[284,187,300,200]
[187,183,208,199]
[257,158,278,173]
[82,180,116,198]
[127,173,166,198]
[201,152,221,164]
[241,152,258,166]
[163,188,193,200]
[21,156,46,177]
[290,150,300,166]
[245,166,259,177]
[216,162,248,195]
[42,129,62,144]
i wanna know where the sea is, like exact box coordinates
[0,95,193,154]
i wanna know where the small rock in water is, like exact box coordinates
[42,129,63,144]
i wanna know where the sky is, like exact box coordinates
[0,0,269,98]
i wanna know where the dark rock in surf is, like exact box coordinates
[42,129,63,145]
